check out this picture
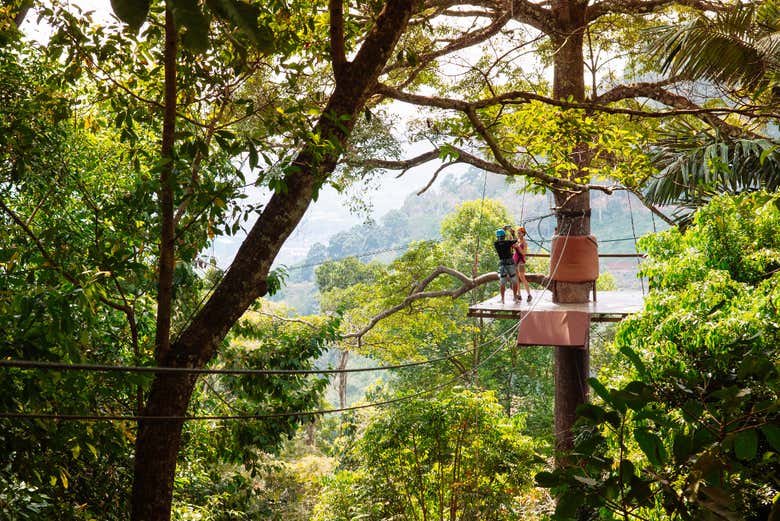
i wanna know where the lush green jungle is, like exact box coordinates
[1,1,778,520]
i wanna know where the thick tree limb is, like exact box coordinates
[423,0,501,11]
[587,0,741,21]
[509,0,556,34]
[359,147,504,176]
[360,144,625,194]
[343,265,549,340]
[376,82,780,121]
[360,149,442,175]
[594,82,761,139]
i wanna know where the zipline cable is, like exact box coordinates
[2,216,582,423]
[0,333,504,377]
[0,226,579,423]
[0,321,523,423]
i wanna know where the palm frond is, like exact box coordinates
[644,123,780,224]
[651,6,771,90]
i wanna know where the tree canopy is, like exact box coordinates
[2,0,780,519]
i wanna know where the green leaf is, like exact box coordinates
[406,49,418,67]
[673,432,694,464]
[206,0,275,52]
[619,459,636,482]
[535,470,559,487]
[619,345,646,376]
[555,490,585,518]
[733,429,758,461]
[621,381,653,410]
[588,377,611,404]
[627,479,653,505]
[110,0,151,32]
[634,428,667,466]
[761,424,780,452]
[171,0,210,52]
[576,403,606,424]
[759,144,777,165]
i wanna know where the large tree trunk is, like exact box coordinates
[550,0,591,455]
[130,1,417,519]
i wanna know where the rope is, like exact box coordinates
[625,191,646,295]
[519,178,528,222]
[471,170,490,285]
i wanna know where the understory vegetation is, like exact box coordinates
[2,0,779,520]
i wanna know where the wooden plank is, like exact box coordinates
[468,290,644,321]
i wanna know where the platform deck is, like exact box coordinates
[468,290,645,322]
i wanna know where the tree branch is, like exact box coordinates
[594,82,761,138]
[587,0,737,21]
[386,8,511,76]
[627,187,677,227]
[359,149,442,175]
[254,310,318,328]
[376,81,780,121]
[359,144,626,195]
[343,265,549,340]
[417,160,455,194]
[509,0,555,34]
[330,0,348,81]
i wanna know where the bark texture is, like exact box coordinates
[549,0,592,455]
[130,1,417,519]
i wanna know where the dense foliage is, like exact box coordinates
[4,0,780,518]
[538,192,780,520]
[314,390,541,521]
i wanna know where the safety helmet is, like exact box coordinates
[495,229,506,238]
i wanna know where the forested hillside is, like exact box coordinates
[276,169,659,314]
[2,1,779,521]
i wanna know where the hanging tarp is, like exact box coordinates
[517,310,590,348]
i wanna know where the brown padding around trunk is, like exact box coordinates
[549,234,599,282]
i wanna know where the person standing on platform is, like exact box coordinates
[493,228,519,303]
[512,226,532,302]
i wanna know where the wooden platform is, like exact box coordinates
[468,290,645,322]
